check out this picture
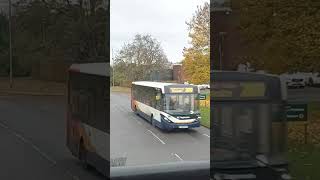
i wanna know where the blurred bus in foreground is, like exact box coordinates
[66,63,109,176]
[211,71,291,180]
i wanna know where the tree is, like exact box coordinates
[12,0,108,63]
[182,2,210,84]
[183,50,210,84]
[0,12,9,52]
[0,13,10,75]
[114,34,169,84]
[237,0,320,73]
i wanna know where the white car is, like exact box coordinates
[292,72,320,86]
[197,84,210,90]
[202,84,210,89]
[286,75,306,88]
[312,73,320,86]
[296,72,314,86]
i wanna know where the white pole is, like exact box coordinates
[9,0,12,88]
[112,48,115,87]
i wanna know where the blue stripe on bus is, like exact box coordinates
[136,109,200,131]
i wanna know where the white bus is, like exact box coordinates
[131,81,201,131]
[66,63,109,176]
[212,71,290,179]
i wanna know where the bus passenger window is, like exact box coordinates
[71,92,80,117]
[79,94,89,123]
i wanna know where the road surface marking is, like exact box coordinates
[173,153,183,161]
[66,171,80,180]
[148,130,165,145]
[203,134,210,138]
[0,122,9,129]
[0,121,57,165]
[0,121,80,180]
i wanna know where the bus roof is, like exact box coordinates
[69,63,109,77]
[132,81,198,94]
[211,71,286,101]
[211,70,280,81]
[132,81,174,92]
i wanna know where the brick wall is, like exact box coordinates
[173,64,184,83]
[211,5,250,70]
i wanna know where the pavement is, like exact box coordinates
[0,78,65,96]
[110,92,210,166]
[0,95,104,180]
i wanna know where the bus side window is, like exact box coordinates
[71,91,80,118]
[155,92,161,110]
[162,96,167,110]
[79,92,90,123]
[95,87,107,132]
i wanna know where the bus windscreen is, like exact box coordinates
[211,82,266,98]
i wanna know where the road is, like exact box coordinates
[0,95,104,180]
[0,86,316,179]
[110,92,210,166]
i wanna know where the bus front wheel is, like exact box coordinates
[151,116,157,128]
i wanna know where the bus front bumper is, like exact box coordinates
[161,120,200,130]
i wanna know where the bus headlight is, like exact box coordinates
[161,114,173,123]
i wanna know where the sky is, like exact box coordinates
[110,0,209,64]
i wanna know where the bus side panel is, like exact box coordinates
[131,85,134,111]
[131,85,139,112]
[66,71,78,157]
[66,71,96,158]
[135,101,161,122]
[66,71,70,149]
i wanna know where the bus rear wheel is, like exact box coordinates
[134,105,138,115]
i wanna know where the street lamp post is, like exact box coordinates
[8,0,13,88]
[218,32,226,70]
[212,0,232,70]
[112,48,115,87]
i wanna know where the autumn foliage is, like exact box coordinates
[182,2,210,84]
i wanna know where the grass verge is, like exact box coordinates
[287,144,320,180]
[200,106,210,128]
[287,102,320,179]
[0,78,65,95]
[111,86,131,93]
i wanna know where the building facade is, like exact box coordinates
[211,0,249,71]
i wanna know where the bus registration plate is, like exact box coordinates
[179,126,188,129]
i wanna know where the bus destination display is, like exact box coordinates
[169,87,194,93]
[212,82,266,98]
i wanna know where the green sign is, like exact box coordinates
[286,104,308,121]
[199,94,206,100]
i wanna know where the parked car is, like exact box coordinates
[296,72,315,86]
[284,72,320,87]
[312,73,320,86]
[286,74,306,88]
